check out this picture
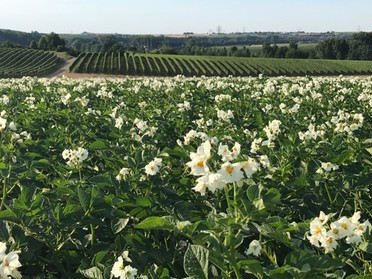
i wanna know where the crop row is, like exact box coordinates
[70,52,372,77]
[0,48,64,78]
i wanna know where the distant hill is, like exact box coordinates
[0,28,355,52]
[0,29,42,47]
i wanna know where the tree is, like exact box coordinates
[29,40,38,49]
[100,35,116,52]
[286,42,299,58]
[348,32,372,60]
[37,36,49,50]
[37,33,66,51]
[262,42,273,57]
[316,39,349,60]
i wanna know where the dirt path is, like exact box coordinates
[46,58,77,78]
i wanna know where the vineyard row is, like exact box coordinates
[0,48,64,78]
[70,52,372,77]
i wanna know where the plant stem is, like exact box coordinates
[224,187,232,214]
[90,223,95,249]
[0,164,12,211]
[323,182,333,206]
[0,179,6,211]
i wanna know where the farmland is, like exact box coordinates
[0,75,371,278]
[70,52,372,77]
[0,47,63,78]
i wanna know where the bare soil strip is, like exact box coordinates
[46,58,77,78]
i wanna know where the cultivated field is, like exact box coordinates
[0,48,63,78]
[0,75,371,278]
[70,52,372,77]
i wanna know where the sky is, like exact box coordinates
[1,0,372,34]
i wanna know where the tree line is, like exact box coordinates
[70,32,372,60]
[316,32,372,60]
[1,30,372,61]
[260,32,372,60]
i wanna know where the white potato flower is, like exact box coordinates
[0,95,9,105]
[308,211,369,252]
[62,147,88,167]
[320,162,339,172]
[192,173,226,195]
[116,167,130,181]
[0,242,22,279]
[320,234,338,253]
[0,117,6,132]
[115,117,124,129]
[186,141,211,176]
[218,162,244,183]
[144,158,162,176]
[242,158,259,178]
[250,138,263,154]
[245,240,262,257]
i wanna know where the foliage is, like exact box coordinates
[36,33,66,52]
[0,75,371,278]
[316,32,372,60]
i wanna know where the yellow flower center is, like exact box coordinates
[341,223,347,230]
[197,160,204,167]
[327,237,333,243]
[226,165,234,174]
[315,227,322,234]
[357,225,364,231]
[5,259,9,267]
[333,228,339,234]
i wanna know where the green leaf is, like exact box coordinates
[363,138,372,144]
[77,188,90,213]
[0,162,7,169]
[346,276,372,279]
[366,147,372,156]
[184,244,209,279]
[135,216,174,230]
[285,250,344,271]
[247,184,259,202]
[54,203,62,222]
[147,264,171,279]
[0,209,18,223]
[358,241,372,254]
[135,197,152,207]
[80,266,103,279]
[32,159,51,168]
[269,266,291,279]
[253,198,265,211]
[91,251,108,266]
[89,140,108,150]
[330,149,354,164]
[262,188,281,209]
[256,223,295,248]
[111,218,129,234]
[238,260,264,279]
[63,203,81,216]
[88,174,112,186]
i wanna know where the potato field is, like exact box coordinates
[0,75,371,278]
